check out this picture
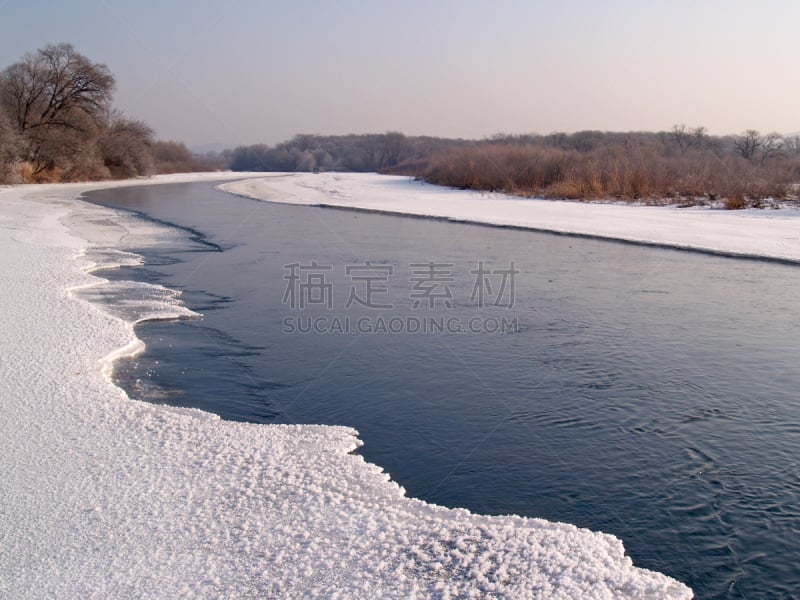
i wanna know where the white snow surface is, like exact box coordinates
[221,172,800,263]
[0,173,692,599]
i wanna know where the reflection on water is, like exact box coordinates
[86,182,800,600]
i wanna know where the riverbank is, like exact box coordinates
[221,173,800,263]
[0,174,691,598]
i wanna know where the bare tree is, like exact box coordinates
[758,133,784,164]
[0,43,115,174]
[734,130,764,161]
[670,124,692,155]
[733,130,783,164]
[97,111,154,178]
[669,124,713,155]
[378,131,408,167]
[1,43,114,130]
[0,108,21,182]
[783,135,800,155]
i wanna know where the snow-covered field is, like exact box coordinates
[222,173,800,263]
[0,173,706,598]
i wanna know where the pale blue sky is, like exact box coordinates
[2,0,798,148]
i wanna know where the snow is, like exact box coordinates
[221,172,800,263]
[0,173,692,598]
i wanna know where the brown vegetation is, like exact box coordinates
[394,129,800,209]
[151,140,214,174]
[231,129,800,209]
[0,43,214,184]
[5,43,797,210]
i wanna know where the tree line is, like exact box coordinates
[4,44,799,209]
[228,132,460,173]
[230,127,800,208]
[0,44,212,183]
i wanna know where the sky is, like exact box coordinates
[1,0,798,149]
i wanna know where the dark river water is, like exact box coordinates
[85,181,800,599]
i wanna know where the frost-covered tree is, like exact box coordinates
[97,111,154,178]
[0,43,115,177]
[0,109,21,182]
[733,130,783,165]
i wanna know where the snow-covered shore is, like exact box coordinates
[0,173,693,598]
[221,173,800,263]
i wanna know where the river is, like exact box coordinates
[85,181,800,599]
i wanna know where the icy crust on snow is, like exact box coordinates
[221,172,800,263]
[0,175,691,598]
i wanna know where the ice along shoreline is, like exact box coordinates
[220,172,800,265]
[1,173,691,598]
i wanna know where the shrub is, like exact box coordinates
[401,130,800,208]
[724,195,747,210]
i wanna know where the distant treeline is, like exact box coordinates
[228,133,460,173]
[5,44,799,209]
[0,44,219,184]
[231,128,800,208]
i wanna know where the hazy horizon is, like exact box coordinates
[2,0,799,148]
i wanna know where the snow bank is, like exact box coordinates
[0,174,691,598]
[221,172,800,263]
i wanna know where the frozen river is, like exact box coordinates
[87,180,800,599]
